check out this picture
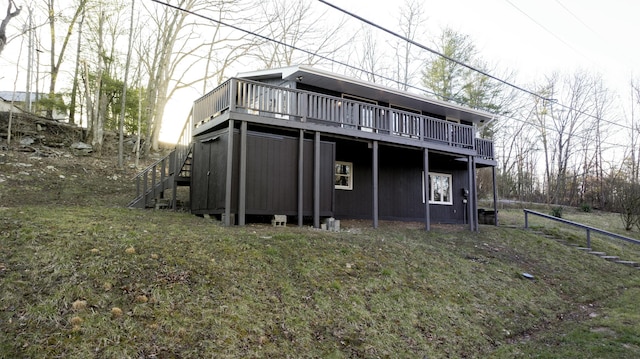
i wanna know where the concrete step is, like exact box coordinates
[576,247,592,251]
[588,251,607,257]
[601,256,620,262]
[615,260,639,267]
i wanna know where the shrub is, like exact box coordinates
[580,203,592,213]
[550,206,563,218]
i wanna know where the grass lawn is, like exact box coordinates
[2,205,639,358]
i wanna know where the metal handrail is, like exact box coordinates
[523,209,640,249]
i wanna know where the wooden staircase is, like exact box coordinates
[127,147,192,209]
[128,111,194,210]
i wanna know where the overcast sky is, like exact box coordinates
[334,0,640,88]
[3,0,638,143]
[160,0,640,142]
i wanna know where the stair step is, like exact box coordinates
[588,251,607,256]
[601,256,620,261]
[615,260,639,267]
[576,247,592,251]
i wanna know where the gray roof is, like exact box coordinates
[0,91,28,102]
[237,65,495,124]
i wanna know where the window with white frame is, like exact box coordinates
[335,161,353,190]
[422,172,453,205]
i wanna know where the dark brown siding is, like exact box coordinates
[334,140,471,224]
[333,141,373,218]
[191,128,334,217]
[379,146,424,221]
[191,131,229,213]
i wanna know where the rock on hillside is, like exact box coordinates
[0,112,169,207]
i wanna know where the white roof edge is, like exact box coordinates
[237,65,494,121]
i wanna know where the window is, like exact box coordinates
[422,172,453,205]
[335,161,353,190]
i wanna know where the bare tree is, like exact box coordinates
[43,0,88,118]
[390,0,424,91]
[137,0,261,151]
[0,0,21,55]
[351,26,384,83]
[253,0,349,68]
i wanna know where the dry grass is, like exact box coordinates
[1,206,639,358]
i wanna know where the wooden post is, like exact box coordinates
[238,121,247,226]
[160,158,166,199]
[224,120,235,226]
[472,156,479,232]
[314,131,321,229]
[423,148,430,231]
[151,164,157,201]
[467,155,475,232]
[229,79,237,113]
[372,140,379,229]
[492,165,498,226]
[298,129,304,227]
[142,171,148,207]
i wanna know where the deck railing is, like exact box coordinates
[475,138,494,160]
[193,78,494,158]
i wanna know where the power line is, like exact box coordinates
[151,0,632,134]
[317,0,633,131]
[504,0,591,64]
[318,0,547,102]
[554,0,599,37]
[149,0,457,103]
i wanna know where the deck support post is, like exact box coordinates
[313,131,321,229]
[224,120,235,226]
[238,121,247,226]
[472,156,479,232]
[423,148,430,231]
[372,140,379,229]
[492,165,498,226]
[298,129,304,227]
[467,155,475,232]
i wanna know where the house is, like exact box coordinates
[0,91,68,121]
[129,65,498,231]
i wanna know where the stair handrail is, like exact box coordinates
[132,152,172,181]
[128,153,173,207]
[524,209,640,249]
[173,108,194,176]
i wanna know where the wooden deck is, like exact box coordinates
[191,78,495,161]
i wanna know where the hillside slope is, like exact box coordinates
[1,205,639,358]
[1,117,639,358]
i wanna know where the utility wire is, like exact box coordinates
[318,0,547,101]
[149,0,459,103]
[151,0,632,134]
[504,0,591,64]
[554,0,599,37]
[318,0,633,131]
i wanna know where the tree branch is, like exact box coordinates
[0,0,22,55]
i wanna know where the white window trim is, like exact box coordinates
[422,171,453,205]
[335,161,353,190]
